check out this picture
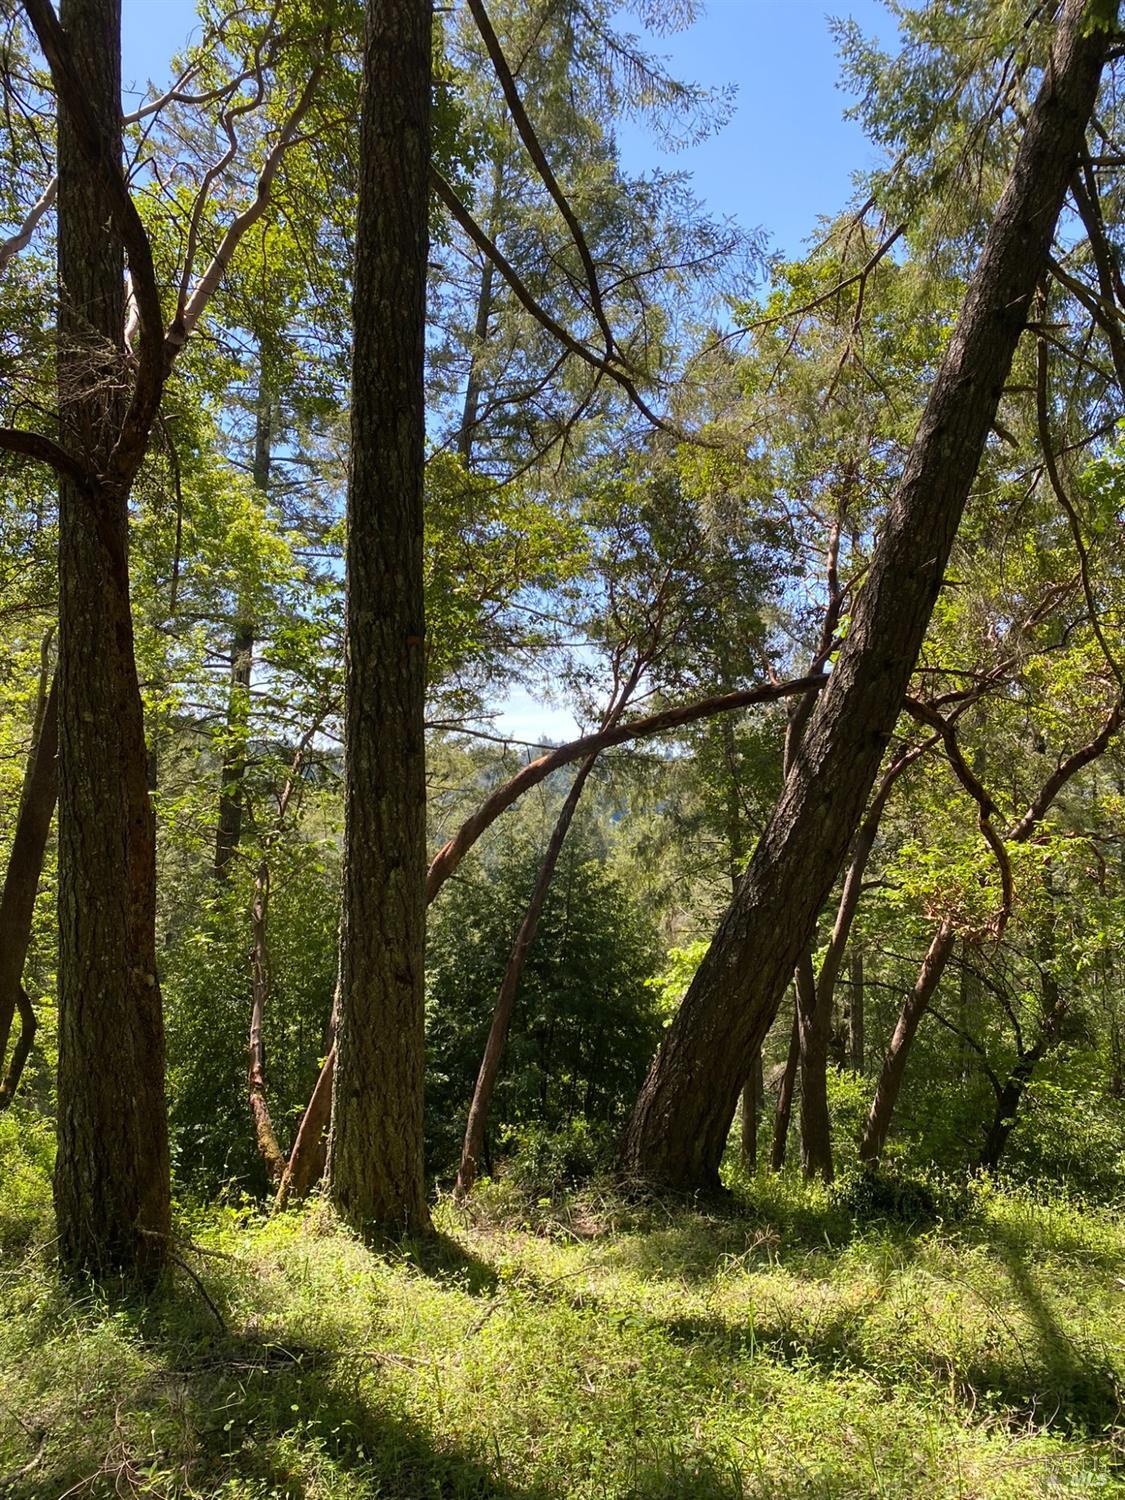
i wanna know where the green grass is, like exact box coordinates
[0,1149,1123,1497]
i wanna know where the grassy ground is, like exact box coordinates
[0,1137,1122,1497]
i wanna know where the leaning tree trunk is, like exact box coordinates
[859,921,956,1163]
[52,0,170,1280]
[327,0,432,1236]
[0,665,57,1085]
[455,753,596,1198]
[617,1,1111,1192]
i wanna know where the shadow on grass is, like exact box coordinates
[2,1268,543,1500]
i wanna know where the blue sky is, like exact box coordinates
[120,0,902,740]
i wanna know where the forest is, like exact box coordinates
[0,0,1124,1494]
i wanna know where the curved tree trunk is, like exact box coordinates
[52,0,170,1281]
[327,0,432,1236]
[617,4,1110,1192]
[0,987,38,1109]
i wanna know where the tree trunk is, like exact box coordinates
[327,0,432,1236]
[796,954,833,1182]
[859,921,956,1164]
[455,753,596,1198]
[740,1048,763,1170]
[0,666,57,1081]
[0,988,38,1109]
[52,0,170,1281]
[617,3,1110,1192]
[248,858,285,1180]
[770,1000,799,1171]
[848,949,864,1073]
[214,387,270,879]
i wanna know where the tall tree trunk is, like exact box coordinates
[327,0,432,1236]
[52,0,170,1280]
[859,920,956,1164]
[617,3,1110,1192]
[770,1000,799,1171]
[0,662,57,1082]
[214,387,270,879]
[455,754,595,1198]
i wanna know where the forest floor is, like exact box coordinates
[1,1126,1123,1498]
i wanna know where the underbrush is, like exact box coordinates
[0,1132,1122,1498]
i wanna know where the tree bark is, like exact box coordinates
[617,2,1111,1192]
[769,1000,799,1171]
[796,953,833,1182]
[859,921,956,1163]
[326,0,432,1236]
[0,987,38,1109]
[0,665,57,1081]
[52,0,170,1281]
[740,1048,763,1170]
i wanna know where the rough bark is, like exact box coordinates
[859,920,957,1164]
[52,0,170,1280]
[617,2,1111,1192]
[282,675,824,1204]
[326,0,432,1236]
[0,666,57,1080]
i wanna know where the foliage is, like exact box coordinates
[425,815,661,1179]
[1,1170,1124,1496]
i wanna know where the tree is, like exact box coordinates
[325,0,433,1236]
[617,0,1115,1194]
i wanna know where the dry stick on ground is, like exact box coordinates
[617,0,1116,1192]
[859,695,1123,1163]
[278,672,827,1204]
